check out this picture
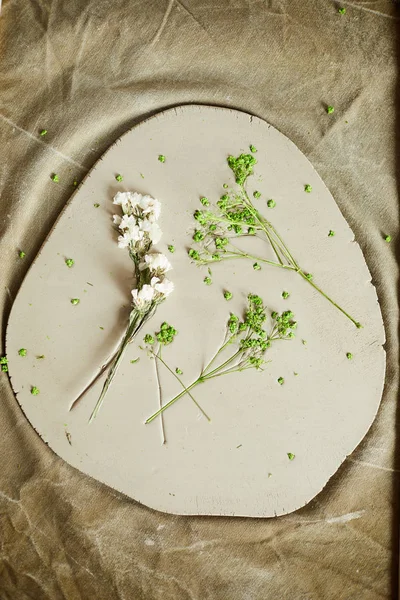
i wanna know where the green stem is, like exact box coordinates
[298,271,361,328]
[154,353,211,422]
[89,307,154,423]
[145,379,201,423]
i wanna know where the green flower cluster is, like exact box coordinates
[156,322,177,345]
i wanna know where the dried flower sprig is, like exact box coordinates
[144,294,296,424]
[69,191,174,421]
[187,153,361,328]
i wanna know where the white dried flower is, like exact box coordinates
[139,195,161,221]
[131,285,155,309]
[139,219,162,244]
[139,253,172,274]
[117,226,144,249]
[151,276,174,298]
[119,214,137,232]
[113,214,122,226]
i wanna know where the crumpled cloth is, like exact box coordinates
[0,1,399,598]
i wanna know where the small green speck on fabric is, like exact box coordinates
[51,174,59,183]
[18,251,26,259]
[115,174,123,182]
[70,298,80,305]
[287,452,295,461]
[304,184,312,193]
[267,199,276,208]
[65,258,74,268]
[18,348,27,357]
[282,291,289,299]
[175,367,183,375]
[73,180,78,186]
[158,155,166,163]
[384,234,392,243]
[346,352,353,360]
[39,129,48,136]
[338,7,346,14]
[328,230,335,237]
[31,386,40,396]
[327,105,335,114]
[224,291,233,300]
[277,377,284,385]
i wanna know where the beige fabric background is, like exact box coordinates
[0,1,399,598]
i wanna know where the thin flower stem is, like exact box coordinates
[155,344,166,444]
[298,271,361,328]
[145,379,201,424]
[153,353,211,422]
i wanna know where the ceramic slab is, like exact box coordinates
[6,105,385,517]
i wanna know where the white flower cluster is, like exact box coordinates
[113,191,162,249]
[131,253,174,309]
[112,191,174,311]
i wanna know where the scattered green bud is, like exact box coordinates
[40,129,48,136]
[253,263,261,270]
[224,291,233,300]
[18,348,27,357]
[267,199,276,208]
[144,334,154,345]
[384,234,392,243]
[168,245,175,253]
[200,197,209,206]
[287,452,295,461]
[188,248,200,260]
[277,377,284,385]
[115,174,123,182]
[253,190,261,199]
[304,184,312,193]
[282,291,290,299]
[51,174,59,183]
[328,230,335,237]
[18,251,26,259]
[65,258,74,268]
[175,368,183,375]
[346,352,353,360]
[156,322,177,345]
[248,227,255,235]
[223,183,229,189]
[204,276,212,285]
[93,203,100,208]
[70,298,80,305]
[249,144,257,153]
[158,155,166,163]
[338,7,346,14]
[31,386,40,396]
[193,230,205,242]
[327,106,335,114]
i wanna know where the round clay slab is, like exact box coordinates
[6,105,385,517]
